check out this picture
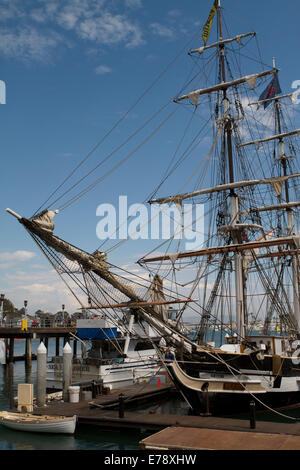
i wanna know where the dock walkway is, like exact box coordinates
[140,426,300,450]
[33,383,300,437]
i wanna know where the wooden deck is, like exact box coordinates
[140,426,300,450]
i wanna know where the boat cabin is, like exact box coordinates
[220,334,291,356]
[244,335,291,355]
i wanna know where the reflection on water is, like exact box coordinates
[0,426,76,450]
[0,339,141,450]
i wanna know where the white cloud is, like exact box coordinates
[78,12,144,48]
[124,0,142,8]
[3,269,85,313]
[95,64,112,75]
[0,250,36,263]
[0,27,63,62]
[150,23,174,39]
[0,1,145,62]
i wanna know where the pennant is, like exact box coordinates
[202,0,218,46]
[258,73,282,109]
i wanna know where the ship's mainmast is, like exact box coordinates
[217,0,246,338]
[146,1,300,338]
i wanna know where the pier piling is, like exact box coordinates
[25,337,32,368]
[73,339,77,358]
[37,341,47,407]
[56,337,60,356]
[249,400,256,429]
[63,342,72,402]
[118,393,125,418]
[8,337,14,364]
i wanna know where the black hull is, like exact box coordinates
[167,365,300,415]
[171,375,300,416]
[166,351,300,415]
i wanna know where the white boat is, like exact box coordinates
[46,315,162,391]
[0,411,77,434]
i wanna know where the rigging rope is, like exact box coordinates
[32,27,206,217]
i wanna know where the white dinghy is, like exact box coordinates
[0,411,77,434]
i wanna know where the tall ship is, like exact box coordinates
[6,1,300,415]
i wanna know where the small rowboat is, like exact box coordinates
[0,411,76,434]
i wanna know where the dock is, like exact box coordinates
[0,326,78,365]
[140,426,300,450]
[31,382,300,449]
[5,324,300,450]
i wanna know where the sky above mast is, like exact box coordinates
[0,0,299,314]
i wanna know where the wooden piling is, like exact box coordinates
[81,341,86,359]
[56,337,60,356]
[9,337,14,364]
[73,339,77,358]
[25,337,32,367]
[37,342,47,407]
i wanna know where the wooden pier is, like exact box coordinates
[140,426,300,450]
[0,326,77,365]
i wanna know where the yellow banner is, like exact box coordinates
[202,1,217,45]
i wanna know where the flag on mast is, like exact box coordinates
[258,73,282,109]
[202,0,218,46]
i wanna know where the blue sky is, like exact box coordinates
[0,0,299,314]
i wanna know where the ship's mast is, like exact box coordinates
[217,0,246,338]
[273,57,300,328]
[146,6,300,338]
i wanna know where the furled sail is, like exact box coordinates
[248,92,300,109]
[32,209,59,233]
[237,129,300,148]
[149,174,300,205]
[174,69,276,105]
[188,32,256,55]
[149,275,169,323]
[140,236,300,264]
